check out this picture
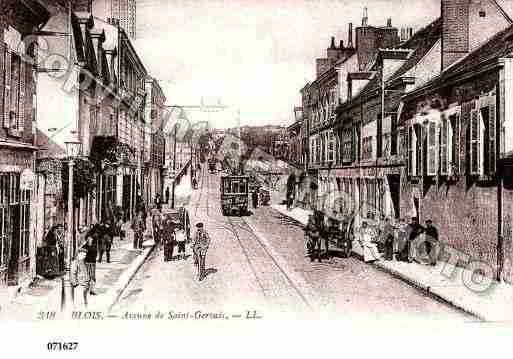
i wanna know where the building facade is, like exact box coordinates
[144,76,166,204]
[1,0,50,287]
[296,0,513,283]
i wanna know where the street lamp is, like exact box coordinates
[61,136,82,312]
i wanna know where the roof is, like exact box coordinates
[406,22,513,98]
[339,17,442,110]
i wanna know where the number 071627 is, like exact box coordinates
[46,342,78,351]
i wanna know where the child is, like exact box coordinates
[175,224,186,260]
[70,248,91,309]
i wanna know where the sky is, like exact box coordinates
[95,0,513,128]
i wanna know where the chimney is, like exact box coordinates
[330,36,336,49]
[387,18,392,27]
[72,0,92,12]
[339,40,344,49]
[442,0,471,70]
[348,23,353,48]
[362,7,368,27]
[409,27,414,38]
[400,28,405,41]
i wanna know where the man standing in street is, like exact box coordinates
[83,233,98,296]
[70,248,91,309]
[131,211,145,250]
[424,219,439,265]
[193,222,211,281]
[252,189,259,209]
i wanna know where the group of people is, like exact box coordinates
[303,209,440,266]
[70,218,119,309]
[150,208,212,281]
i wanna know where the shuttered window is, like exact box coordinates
[427,121,438,176]
[4,47,11,128]
[483,103,497,175]
[469,108,481,175]
[450,113,460,175]
[415,124,423,176]
[440,116,448,175]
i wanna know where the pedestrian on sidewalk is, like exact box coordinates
[155,194,162,211]
[304,214,321,262]
[152,210,163,248]
[175,224,187,260]
[252,189,259,209]
[193,222,210,281]
[162,216,176,261]
[70,248,91,309]
[97,221,113,263]
[165,187,170,204]
[83,232,98,296]
[423,219,439,265]
[381,217,395,261]
[132,211,145,250]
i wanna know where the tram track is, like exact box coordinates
[226,214,313,312]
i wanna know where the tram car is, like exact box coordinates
[220,175,249,216]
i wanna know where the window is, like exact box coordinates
[362,137,373,161]
[328,131,334,162]
[469,107,481,175]
[481,103,497,175]
[3,50,28,134]
[366,179,376,218]
[426,121,438,176]
[440,115,449,175]
[342,130,352,163]
[407,124,419,176]
[451,113,461,175]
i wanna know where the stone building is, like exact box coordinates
[144,76,166,205]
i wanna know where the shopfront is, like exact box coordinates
[0,148,35,287]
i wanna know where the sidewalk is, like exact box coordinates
[272,204,513,322]
[0,221,154,321]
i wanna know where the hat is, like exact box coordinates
[196,222,204,228]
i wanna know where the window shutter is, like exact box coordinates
[391,114,398,155]
[407,126,412,175]
[488,103,496,175]
[452,113,461,175]
[18,60,25,133]
[470,108,480,175]
[440,117,448,175]
[427,121,438,175]
[351,125,356,162]
[0,43,4,129]
[414,124,422,176]
[3,48,11,128]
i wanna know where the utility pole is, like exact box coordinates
[171,122,178,209]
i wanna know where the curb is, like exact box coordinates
[271,205,486,321]
[93,244,155,313]
[372,261,485,321]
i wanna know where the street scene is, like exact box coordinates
[3,0,513,328]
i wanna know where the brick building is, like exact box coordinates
[399,0,513,282]
[297,0,513,283]
[1,0,50,287]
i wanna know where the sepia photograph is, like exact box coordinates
[1,0,513,356]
